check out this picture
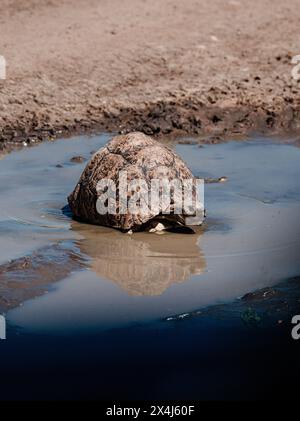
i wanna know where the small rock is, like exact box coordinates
[70,156,85,163]
[197,44,207,50]
[205,176,228,184]
[241,287,280,301]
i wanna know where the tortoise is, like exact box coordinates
[68,132,204,232]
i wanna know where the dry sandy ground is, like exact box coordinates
[0,0,300,151]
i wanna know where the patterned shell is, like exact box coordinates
[68,132,196,231]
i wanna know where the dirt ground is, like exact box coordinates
[1,0,300,151]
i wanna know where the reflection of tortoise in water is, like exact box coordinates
[73,222,206,296]
[68,132,205,232]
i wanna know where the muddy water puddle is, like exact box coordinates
[0,135,300,334]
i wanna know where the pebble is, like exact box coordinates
[70,156,85,163]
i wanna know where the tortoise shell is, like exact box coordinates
[68,132,201,231]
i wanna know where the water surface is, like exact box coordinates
[0,134,300,399]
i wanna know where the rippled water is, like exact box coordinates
[0,135,300,331]
[0,134,300,399]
